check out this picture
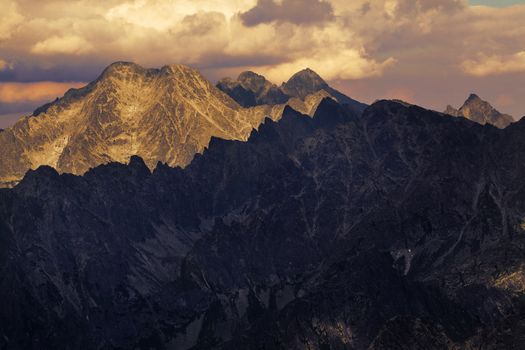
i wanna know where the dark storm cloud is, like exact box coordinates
[240,0,334,26]
[0,112,28,128]
[0,62,106,83]
[0,102,35,128]
[0,101,35,114]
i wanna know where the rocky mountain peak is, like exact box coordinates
[216,71,289,107]
[466,93,481,102]
[237,71,273,94]
[0,62,301,187]
[217,68,368,114]
[287,67,325,84]
[281,68,328,99]
[238,70,265,83]
[444,93,514,128]
[99,61,146,80]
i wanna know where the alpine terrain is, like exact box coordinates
[217,68,368,114]
[0,63,356,187]
[1,94,525,349]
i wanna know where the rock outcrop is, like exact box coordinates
[445,93,514,128]
[216,71,289,107]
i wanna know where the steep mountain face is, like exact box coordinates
[282,68,368,114]
[0,62,250,186]
[445,93,514,128]
[1,98,525,349]
[216,71,288,107]
[281,67,329,99]
[217,68,368,114]
[0,63,337,188]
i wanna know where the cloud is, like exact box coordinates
[105,0,255,30]
[240,0,334,26]
[0,59,14,71]
[31,35,94,55]
[260,49,397,81]
[0,0,24,40]
[461,51,525,76]
[0,81,85,128]
[0,82,85,103]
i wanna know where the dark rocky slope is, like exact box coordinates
[0,99,525,349]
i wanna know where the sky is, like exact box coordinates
[1,0,525,128]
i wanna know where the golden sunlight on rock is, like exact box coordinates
[494,266,525,294]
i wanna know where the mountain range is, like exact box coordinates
[0,63,359,188]
[0,62,525,349]
[1,97,525,349]
[217,68,368,114]
[0,63,514,189]
[445,93,514,128]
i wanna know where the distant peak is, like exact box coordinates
[238,71,265,81]
[466,93,481,102]
[287,68,326,84]
[454,93,514,128]
[96,62,149,83]
[281,68,328,100]
[462,93,492,110]
[101,61,143,76]
[236,71,270,89]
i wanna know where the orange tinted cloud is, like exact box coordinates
[461,52,525,77]
[0,82,85,103]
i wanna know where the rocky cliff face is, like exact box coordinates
[217,68,368,114]
[445,93,514,128]
[216,71,289,107]
[0,63,338,187]
[1,98,525,349]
